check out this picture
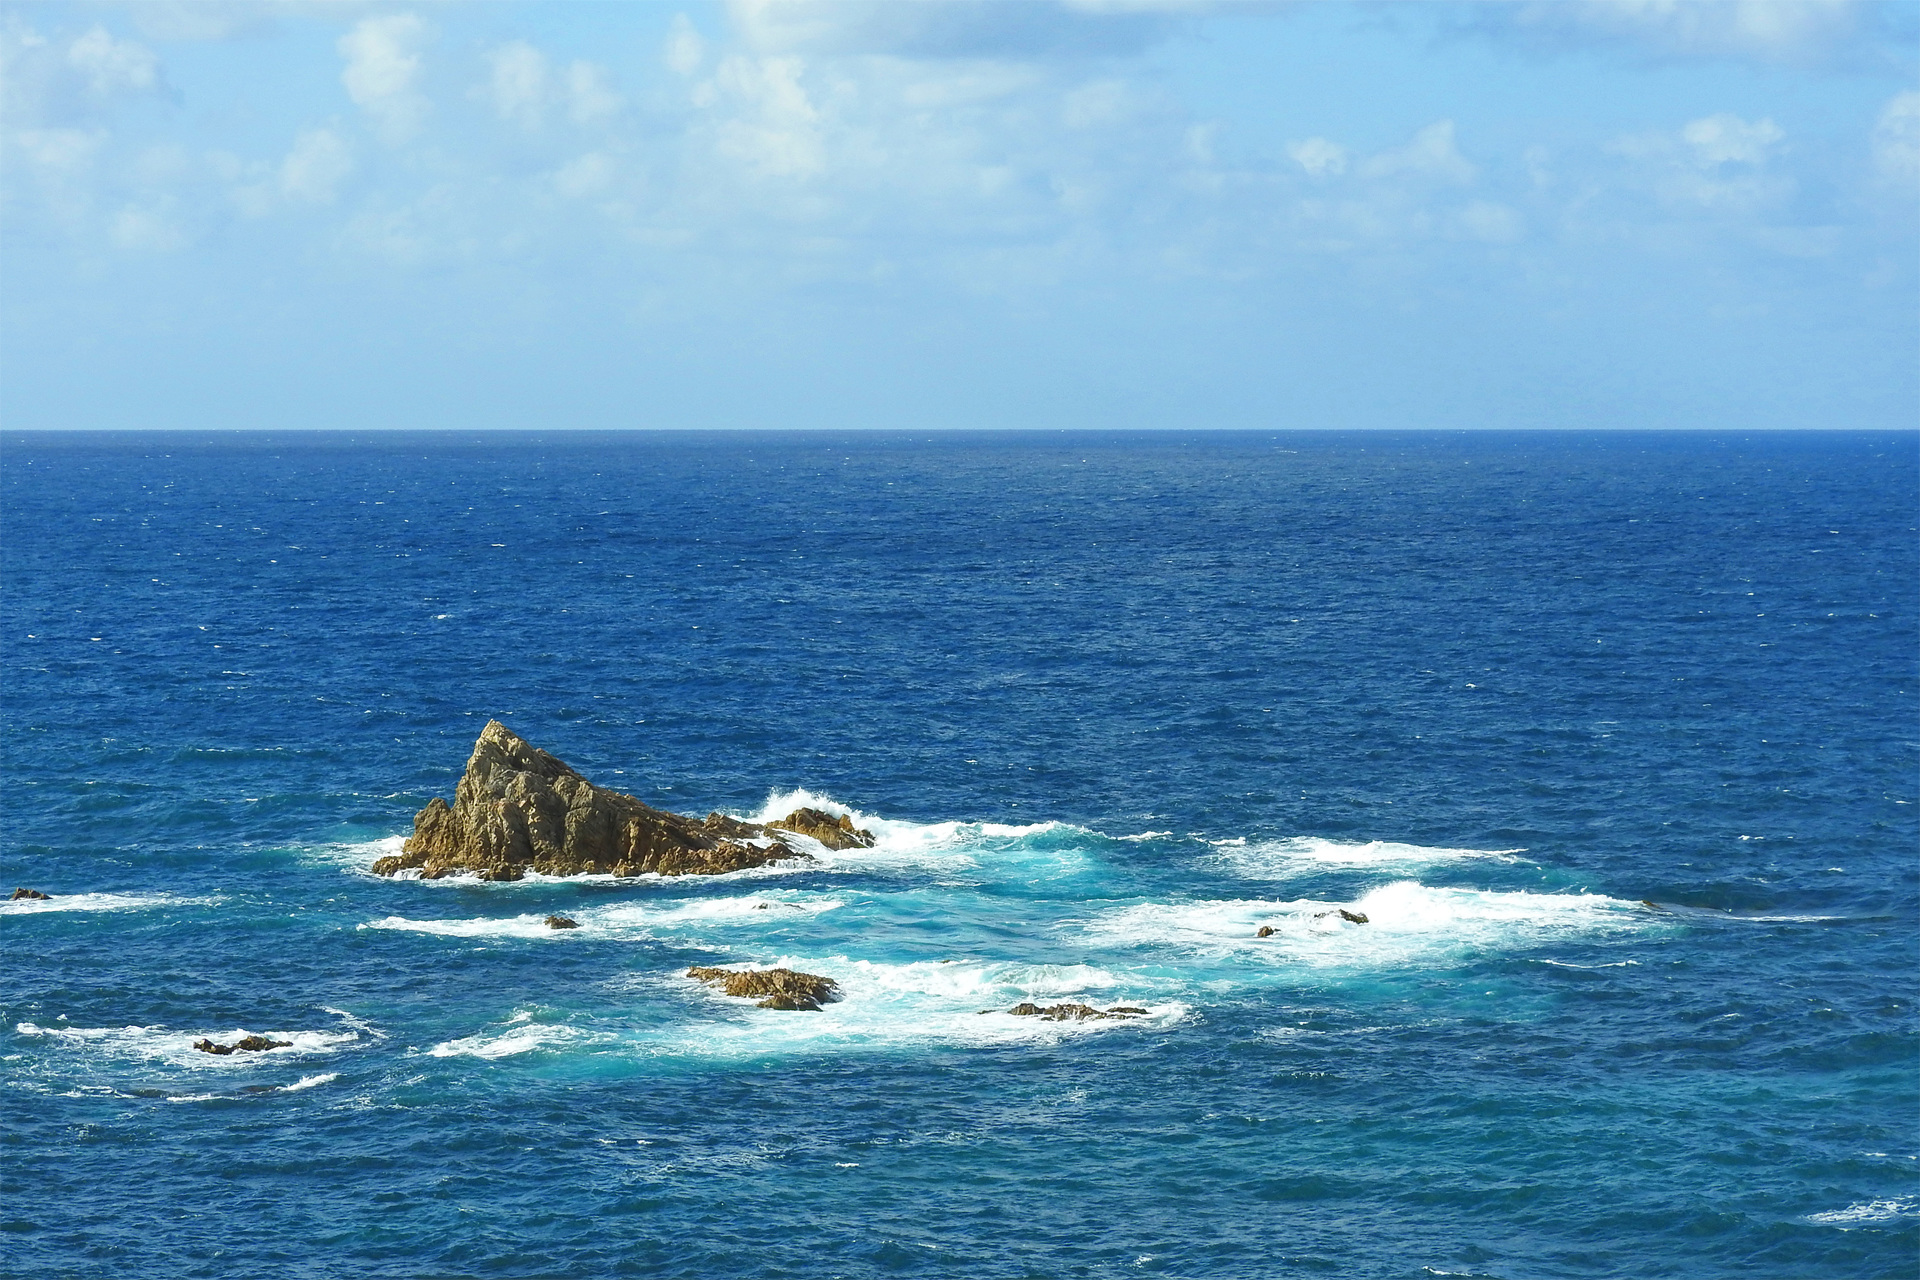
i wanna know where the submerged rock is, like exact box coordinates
[544,915,579,930]
[371,721,813,882]
[767,806,876,851]
[1314,909,1370,925]
[194,1035,291,1055]
[687,966,842,1011]
[10,888,50,900]
[1006,1002,1143,1021]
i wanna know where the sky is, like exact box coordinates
[2,0,1916,432]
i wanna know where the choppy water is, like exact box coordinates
[3,430,1915,1279]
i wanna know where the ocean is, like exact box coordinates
[3,430,1915,1279]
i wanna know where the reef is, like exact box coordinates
[687,966,842,1011]
[194,1035,291,1055]
[1005,1003,1146,1021]
[371,720,873,882]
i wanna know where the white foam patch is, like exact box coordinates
[654,955,1185,1057]
[738,789,1084,878]
[363,893,844,941]
[1807,1197,1917,1226]
[1080,881,1648,969]
[281,1072,338,1092]
[0,891,220,915]
[317,834,406,873]
[14,1022,362,1068]
[427,1020,611,1060]
[1209,837,1524,878]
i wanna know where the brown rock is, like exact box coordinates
[10,888,50,900]
[372,721,813,882]
[1006,1002,1138,1021]
[1313,909,1370,925]
[1256,925,1276,938]
[687,966,842,1009]
[194,1035,291,1054]
[767,807,876,851]
[544,915,579,929]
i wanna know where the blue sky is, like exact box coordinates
[2,0,1915,431]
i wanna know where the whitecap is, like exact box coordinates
[363,893,843,941]
[1080,881,1647,969]
[1,891,220,915]
[1209,837,1524,879]
[280,1072,338,1092]
[1807,1197,1917,1226]
[427,1021,609,1060]
[15,1021,365,1068]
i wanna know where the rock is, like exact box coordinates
[372,721,814,882]
[544,915,579,929]
[194,1035,291,1055]
[1256,925,1276,938]
[10,888,50,900]
[767,806,876,851]
[1313,909,1370,925]
[687,966,841,1010]
[1006,1002,1141,1021]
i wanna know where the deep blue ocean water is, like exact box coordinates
[1,430,1915,1280]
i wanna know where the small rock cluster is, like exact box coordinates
[1254,909,1368,937]
[194,1035,292,1055]
[1004,1003,1147,1021]
[687,966,843,1012]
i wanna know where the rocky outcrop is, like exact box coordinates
[687,966,841,1011]
[372,721,827,882]
[1314,909,1369,925]
[1006,1003,1145,1021]
[544,915,579,930]
[768,806,875,851]
[10,888,50,900]
[194,1035,291,1055]
[1256,925,1276,938]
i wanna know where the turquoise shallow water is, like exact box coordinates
[2,430,1916,1278]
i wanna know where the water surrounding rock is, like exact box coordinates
[194,1035,292,1055]
[10,888,50,900]
[687,966,842,1011]
[1006,1002,1143,1021]
[370,721,813,881]
[767,806,876,850]
[544,915,579,929]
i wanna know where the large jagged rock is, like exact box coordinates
[371,721,814,881]
[687,966,842,1011]
[768,806,875,850]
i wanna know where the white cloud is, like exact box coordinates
[667,14,706,76]
[1680,112,1783,166]
[727,0,1187,57]
[554,151,615,200]
[708,55,825,178]
[566,61,622,124]
[1464,0,1888,66]
[1287,137,1346,177]
[110,202,185,252]
[280,128,353,203]
[9,126,104,174]
[339,14,429,141]
[1362,120,1476,183]
[67,25,160,96]
[487,41,548,129]
[1458,199,1524,242]
[1873,89,1920,184]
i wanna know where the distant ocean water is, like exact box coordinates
[2,429,1914,1280]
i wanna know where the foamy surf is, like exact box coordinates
[1,891,221,915]
[426,1013,614,1060]
[1207,837,1525,878]
[15,1021,363,1068]
[363,893,844,940]
[1806,1196,1917,1226]
[1080,881,1648,968]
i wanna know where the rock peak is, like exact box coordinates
[371,722,871,881]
